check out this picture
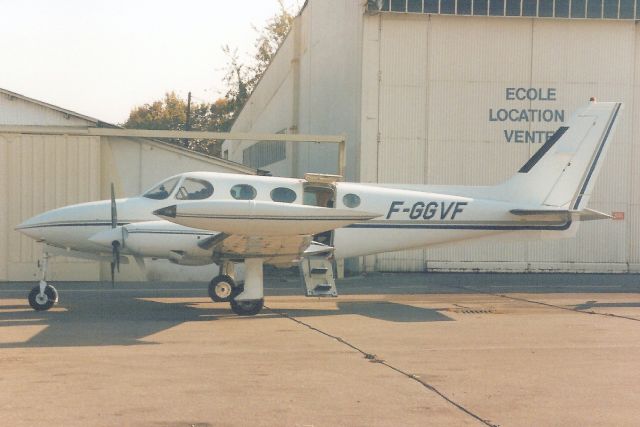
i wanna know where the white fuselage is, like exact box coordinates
[17,171,573,267]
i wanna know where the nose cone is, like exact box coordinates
[14,200,113,243]
[15,212,49,240]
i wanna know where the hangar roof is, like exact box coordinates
[0,87,255,174]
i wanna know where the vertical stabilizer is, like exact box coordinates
[501,101,622,210]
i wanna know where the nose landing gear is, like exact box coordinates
[27,251,58,311]
[28,282,58,311]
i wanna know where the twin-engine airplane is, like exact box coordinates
[16,100,621,316]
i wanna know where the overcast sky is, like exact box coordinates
[0,0,298,124]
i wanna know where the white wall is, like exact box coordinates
[0,133,102,281]
[363,14,638,272]
[0,93,92,127]
[226,0,364,181]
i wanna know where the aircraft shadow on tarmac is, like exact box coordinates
[0,293,452,348]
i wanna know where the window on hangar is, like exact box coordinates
[371,0,640,19]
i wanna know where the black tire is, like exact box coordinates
[28,285,57,311]
[48,284,59,303]
[230,298,264,316]
[208,275,237,303]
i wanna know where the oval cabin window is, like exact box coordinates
[270,187,297,203]
[343,193,361,208]
[230,184,257,200]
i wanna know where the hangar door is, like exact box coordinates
[0,134,101,281]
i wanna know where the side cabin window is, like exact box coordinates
[270,187,297,203]
[230,184,257,200]
[342,193,361,208]
[143,177,180,200]
[176,178,214,200]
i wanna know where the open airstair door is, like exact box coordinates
[299,254,338,297]
[300,173,341,297]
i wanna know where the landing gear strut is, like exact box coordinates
[229,258,264,316]
[28,251,58,311]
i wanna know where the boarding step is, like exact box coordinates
[299,255,338,297]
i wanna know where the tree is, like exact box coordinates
[122,1,296,158]
[125,92,186,131]
[247,0,294,93]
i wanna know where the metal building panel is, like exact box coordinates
[629,27,640,266]
[296,0,364,180]
[0,94,92,127]
[379,15,429,87]
[376,249,425,272]
[428,15,532,82]
[377,15,428,184]
[369,14,638,272]
[5,134,101,280]
[0,136,8,280]
[359,14,383,183]
[378,137,426,183]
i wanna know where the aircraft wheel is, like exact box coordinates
[230,298,264,316]
[208,275,237,303]
[28,285,57,311]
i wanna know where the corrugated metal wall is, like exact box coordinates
[0,131,253,282]
[1,134,102,281]
[364,13,638,272]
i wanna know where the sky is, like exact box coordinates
[0,0,299,124]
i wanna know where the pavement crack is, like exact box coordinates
[264,305,499,427]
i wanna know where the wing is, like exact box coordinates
[155,200,380,264]
[154,200,380,236]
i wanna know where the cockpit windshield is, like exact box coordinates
[142,176,180,200]
[176,178,214,200]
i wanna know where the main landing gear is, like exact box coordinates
[209,259,265,316]
[28,251,58,311]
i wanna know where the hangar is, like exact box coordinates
[224,0,640,273]
[0,88,254,282]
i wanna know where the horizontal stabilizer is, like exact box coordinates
[510,208,612,221]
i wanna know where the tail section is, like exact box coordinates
[501,100,622,210]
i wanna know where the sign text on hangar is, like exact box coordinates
[489,88,565,143]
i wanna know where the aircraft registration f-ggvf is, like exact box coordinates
[16,100,622,316]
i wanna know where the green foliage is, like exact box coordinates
[125,92,187,131]
[248,0,295,92]
[122,1,296,158]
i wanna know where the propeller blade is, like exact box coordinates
[110,183,117,229]
[114,243,121,273]
[110,260,115,288]
[111,240,121,289]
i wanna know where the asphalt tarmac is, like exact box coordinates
[1,272,639,426]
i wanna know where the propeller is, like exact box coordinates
[110,183,120,288]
